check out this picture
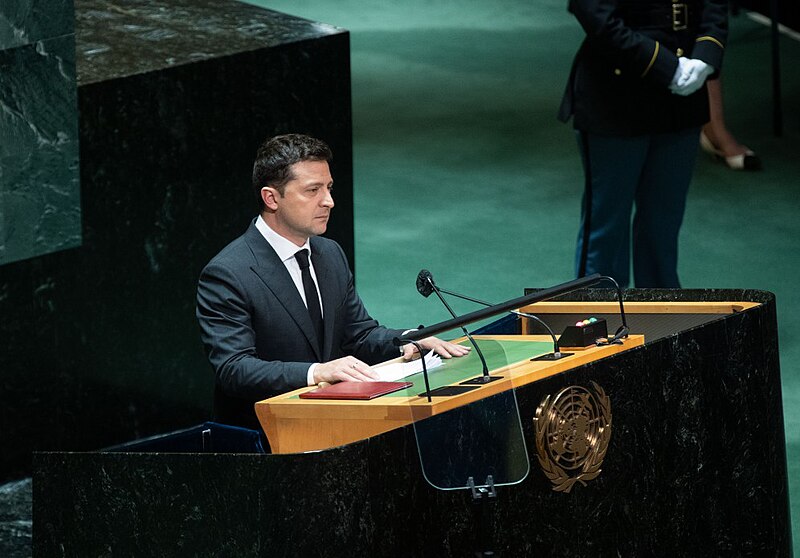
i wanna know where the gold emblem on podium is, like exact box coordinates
[534,382,612,493]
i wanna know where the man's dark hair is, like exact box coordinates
[252,134,333,208]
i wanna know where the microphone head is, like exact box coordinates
[416,269,435,297]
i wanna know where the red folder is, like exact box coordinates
[299,381,412,400]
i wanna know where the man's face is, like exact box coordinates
[263,160,335,246]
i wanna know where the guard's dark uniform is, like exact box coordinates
[559,0,727,287]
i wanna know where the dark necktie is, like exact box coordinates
[294,249,323,352]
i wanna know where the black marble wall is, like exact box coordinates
[32,289,792,556]
[0,0,354,482]
[0,479,31,558]
[0,0,80,265]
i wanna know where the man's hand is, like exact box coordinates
[401,336,471,361]
[669,57,713,96]
[313,356,379,384]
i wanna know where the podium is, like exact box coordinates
[255,334,644,454]
[33,289,792,557]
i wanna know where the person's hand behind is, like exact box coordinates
[313,356,379,384]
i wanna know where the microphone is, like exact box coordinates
[416,270,498,385]
[595,275,629,345]
[417,270,570,361]
[416,269,435,298]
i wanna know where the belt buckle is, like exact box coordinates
[672,3,688,31]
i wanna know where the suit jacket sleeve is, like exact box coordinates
[197,237,406,403]
[326,241,406,365]
[197,259,310,401]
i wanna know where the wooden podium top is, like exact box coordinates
[255,333,645,454]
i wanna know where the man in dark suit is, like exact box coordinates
[559,0,727,287]
[197,134,468,433]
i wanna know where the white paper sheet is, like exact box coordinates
[375,351,442,382]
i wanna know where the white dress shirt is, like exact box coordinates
[255,216,322,385]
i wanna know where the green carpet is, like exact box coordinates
[253,1,799,552]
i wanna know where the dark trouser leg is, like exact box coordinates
[632,127,700,288]
[575,131,648,288]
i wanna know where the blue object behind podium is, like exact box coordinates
[102,422,265,454]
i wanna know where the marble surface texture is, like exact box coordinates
[0,0,80,266]
[3,2,354,555]
[0,479,31,558]
[75,0,343,84]
[0,0,73,49]
[31,289,792,556]
[1,0,353,488]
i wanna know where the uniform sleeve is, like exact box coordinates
[692,0,728,75]
[567,0,680,87]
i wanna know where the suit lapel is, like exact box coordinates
[244,222,322,360]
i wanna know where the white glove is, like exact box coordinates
[670,57,689,89]
[669,58,714,96]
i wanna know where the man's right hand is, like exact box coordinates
[313,356,379,384]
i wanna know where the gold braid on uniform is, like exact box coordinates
[695,36,724,49]
[641,41,660,77]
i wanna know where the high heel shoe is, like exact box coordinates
[700,131,762,171]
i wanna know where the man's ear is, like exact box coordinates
[261,187,280,211]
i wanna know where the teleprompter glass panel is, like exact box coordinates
[411,339,530,491]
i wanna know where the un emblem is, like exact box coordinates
[534,382,612,493]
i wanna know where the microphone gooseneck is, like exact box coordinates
[510,310,563,358]
[416,270,492,381]
[427,282,565,359]
[598,275,629,345]
[406,338,432,402]
[395,273,603,345]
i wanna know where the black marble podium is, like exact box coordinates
[1,0,353,482]
[32,289,792,557]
